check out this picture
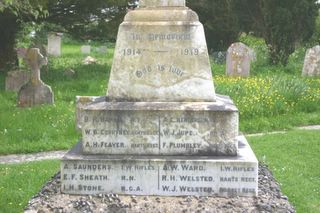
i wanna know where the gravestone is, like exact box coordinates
[5,70,30,92]
[97,46,108,54]
[17,48,54,107]
[302,45,320,77]
[81,45,91,54]
[5,48,30,92]
[61,0,258,197]
[226,42,251,77]
[48,32,62,56]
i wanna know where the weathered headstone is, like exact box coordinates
[302,45,320,77]
[5,70,30,92]
[226,42,251,77]
[97,46,108,54]
[81,45,91,54]
[47,32,62,56]
[17,48,54,107]
[61,0,258,197]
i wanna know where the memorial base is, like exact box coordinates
[61,135,258,197]
[78,95,239,156]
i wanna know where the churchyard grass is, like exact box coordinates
[0,42,319,154]
[214,73,320,133]
[0,160,60,213]
[248,130,320,213]
[0,43,112,155]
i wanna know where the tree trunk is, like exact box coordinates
[0,11,20,73]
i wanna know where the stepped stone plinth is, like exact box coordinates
[61,0,258,197]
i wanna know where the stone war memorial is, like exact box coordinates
[61,0,258,197]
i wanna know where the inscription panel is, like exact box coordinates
[62,137,258,197]
[62,161,257,197]
[81,109,238,155]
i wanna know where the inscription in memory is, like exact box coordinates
[130,33,192,41]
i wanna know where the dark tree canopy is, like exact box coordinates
[0,0,319,70]
[0,0,48,70]
[187,0,239,52]
[45,0,136,41]
[232,0,319,65]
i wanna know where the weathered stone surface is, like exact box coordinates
[302,45,320,77]
[107,5,216,102]
[97,46,108,54]
[81,45,91,54]
[226,42,251,77]
[76,96,106,131]
[140,0,185,7]
[17,48,54,107]
[5,70,30,92]
[48,32,62,56]
[60,0,260,199]
[18,82,54,107]
[61,136,258,197]
[79,95,238,156]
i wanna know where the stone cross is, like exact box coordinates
[140,0,185,7]
[17,48,53,107]
[17,48,48,85]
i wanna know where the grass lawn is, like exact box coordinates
[248,130,320,213]
[0,44,112,155]
[0,160,60,213]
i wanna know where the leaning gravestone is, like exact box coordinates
[302,45,320,77]
[97,46,108,54]
[47,32,62,56]
[81,45,91,54]
[226,42,251,77]
[17,48,54,107]
[61,0,258,197]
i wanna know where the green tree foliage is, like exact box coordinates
[233,0,319,65]
[311,13,320,44]
[45,0,136,41]
[187,0,239,51]
[0,0,48,70]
